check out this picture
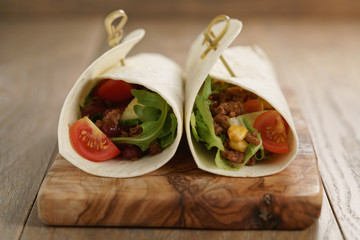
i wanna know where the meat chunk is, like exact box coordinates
[214,101,243,117]
[129,125,142,137]
[220,149,244,163]
[214,114,229,132]
[149,141,163,155]
[246,157,257,166]
[214,121,225,135]
[122,145,143,160]
[246,130,260,146]
[102,109,122,125]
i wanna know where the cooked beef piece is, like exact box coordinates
[95,119,104,129]
[102,109,122,125]
[246,130,260,146]
[214,121,225,135]
[209,86,247,118]
[122,145,143,160]
[211,86,244,102]
[129,125,142,137]
[96,109,123,137]
[214,114,229,131]
[220,149,244,163]
[209,100,218,116]
[148,141,163,155]
[213,101,243,117]
[246,157,257,166]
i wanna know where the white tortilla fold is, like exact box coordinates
[58,29,184,178]
[184,21,299,177]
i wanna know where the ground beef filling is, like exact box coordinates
[81,89,163,160]
[209,85,260,167]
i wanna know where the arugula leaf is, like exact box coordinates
[111,90,176,151]
[191,75,224,151]
[119,118,141,126]
[134,105,160,122]
[158,113,177,148]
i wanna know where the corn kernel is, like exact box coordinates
[228,126,248,142]
[229,140,248,152]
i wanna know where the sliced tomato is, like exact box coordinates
[244,99,264,113]
[70,116,120,161]
[97,79,133,103]
[253,111,290,153]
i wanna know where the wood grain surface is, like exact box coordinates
[251,19,360,239]
[1,15,359,240]
[37,87,322,229]
[0,17,103,240]
[23,189,342,240]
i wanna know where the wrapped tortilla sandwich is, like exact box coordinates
[184,16,299,177]
[58,28,183,178]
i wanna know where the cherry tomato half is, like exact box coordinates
[97,79,133,103]
[70,116,120,161]
[244,99,264,113]
[253,111,290,153]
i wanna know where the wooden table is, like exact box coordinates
[1,15,359,239]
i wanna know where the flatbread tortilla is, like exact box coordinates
[184,20,299,177]
[58,29,184,178]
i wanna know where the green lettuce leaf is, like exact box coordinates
[111,89,176,151]
[190,112,201,142]
[215,149,242,170]
[243,133,263,164]
[191,75,224,151]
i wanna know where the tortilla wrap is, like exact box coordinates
[184,20,299,177]
[58,29,184,178]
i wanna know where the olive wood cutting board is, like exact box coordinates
[37,88,322,229]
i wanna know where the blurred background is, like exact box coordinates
[1,0,360,18]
